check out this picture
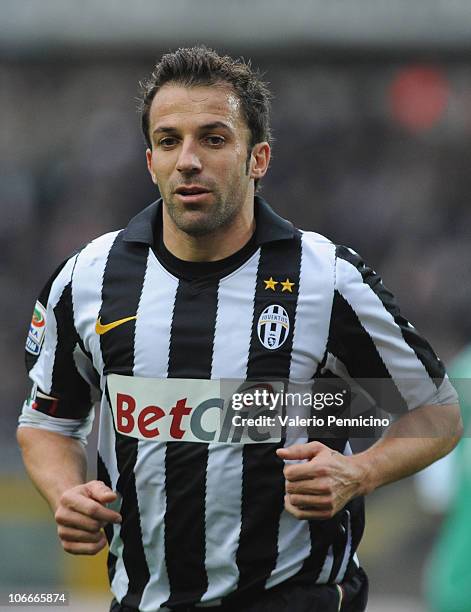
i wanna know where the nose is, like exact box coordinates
[176,139,202,175]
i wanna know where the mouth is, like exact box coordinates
[174,185,212,204]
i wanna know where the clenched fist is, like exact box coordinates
[276,441,368,520]
[54,480,122,555]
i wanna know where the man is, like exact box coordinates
[17,46,461,612]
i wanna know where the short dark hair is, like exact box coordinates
[139,45,272,152]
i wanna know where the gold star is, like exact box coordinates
[281,278,295,292]
[264,277,278,291]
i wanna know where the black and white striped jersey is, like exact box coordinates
[19,197,456,611]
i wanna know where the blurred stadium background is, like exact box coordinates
[2,1,471,610]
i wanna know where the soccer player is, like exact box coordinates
[17,46,462,612]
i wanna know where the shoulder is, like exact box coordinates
[297,228,335,262]
[297,229,358,260]
[37,230,123,308]
[288,228,374,290]
[296,230,365,277]
[73,230,123,273]
[295,230,383,297]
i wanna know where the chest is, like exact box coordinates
[78,243,334,382]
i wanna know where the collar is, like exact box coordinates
[122,195,295,246]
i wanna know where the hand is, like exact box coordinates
[54,480,122,555]
[276,441,367,520]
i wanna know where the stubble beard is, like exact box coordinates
[164,184,246,237]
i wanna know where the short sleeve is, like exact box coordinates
[21,253,98,423]
[325,245,457,413]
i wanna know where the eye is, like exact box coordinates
[158,136,178,148]
[204,135,225,146]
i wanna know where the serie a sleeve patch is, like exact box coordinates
[25,300,47,356]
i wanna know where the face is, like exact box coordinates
[146,83,269,237]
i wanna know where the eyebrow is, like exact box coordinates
[152,121,234,136]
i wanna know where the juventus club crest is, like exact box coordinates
[257,304,290,350]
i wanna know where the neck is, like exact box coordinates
[162,199,256,262]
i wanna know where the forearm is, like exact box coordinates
[17,427,88,513]
[351,403,463,495]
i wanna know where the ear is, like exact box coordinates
[146,148,158,184]
[249,142,271,180]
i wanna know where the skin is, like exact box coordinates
[16,428,121,554]
[277,403,462,520]
[17,82,462,554]
[145,82,270,261]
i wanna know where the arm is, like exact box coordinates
[278,245,462,520]
[277,402,462,520]
[17,427,121,554]
[355,402,462,493]
[17,427,87,510]
[19,258,121,553]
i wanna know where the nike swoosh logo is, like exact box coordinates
[95,316,137,335]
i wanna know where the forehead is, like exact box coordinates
[148,83,246,132]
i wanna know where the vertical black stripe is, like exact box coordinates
[328,291,408,414]
[163,281,218,607]
[323,291,403,575]
[298,407,350,582]
[235,235,302,593]
[97,452,118,585]
[347,497,364,570]
[99,232,150,609]
[328,510,349,582]
[49,282,92,417]
[336,246,445,386]
[312,252,395,585]
[300,518,343,582]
